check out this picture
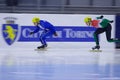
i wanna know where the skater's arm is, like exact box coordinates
[96,15,113,23]
[38,24,45,30]
[30,26,40,35]
[33,26,40,33]
[96,15,104,19]
[103,19,113,23]
[52,28,58,36]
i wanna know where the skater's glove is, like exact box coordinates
[110,20,114,23]
[99,15,104,19]
[30,32,34,35]
[54,32,58,36]
[97,15,103,19]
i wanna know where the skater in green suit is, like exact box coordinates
[92,15,120,50]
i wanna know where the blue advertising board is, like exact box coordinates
[115,15,120,48]
[18,26,96,42]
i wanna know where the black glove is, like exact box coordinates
[99,15,104,19]
[110,20,114,23]
[54,32,58,36]
[30,32,34,35]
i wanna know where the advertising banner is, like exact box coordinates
[115,15,120,48]
[0,13,115,48]
[18,26,96,42]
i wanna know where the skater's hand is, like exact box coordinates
[99,15,104,19]
[54,32,58,36]
[30,32,34,35]
[110,20,114,23]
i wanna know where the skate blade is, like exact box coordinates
[34,47,49,51]
[89,50,102,52]
[35,48,47,51]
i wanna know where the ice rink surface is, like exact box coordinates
[0,43,120,80]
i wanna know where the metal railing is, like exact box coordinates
[0,0,120,14]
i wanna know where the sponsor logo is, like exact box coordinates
[18,26,96,42]
[2,17,19,45]
[2,18,96,45]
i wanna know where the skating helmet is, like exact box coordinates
[32,17,40,23]
[84,17,92,23]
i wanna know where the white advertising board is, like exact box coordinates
[0,13,115,49]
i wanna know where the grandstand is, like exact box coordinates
[0,0,120,14]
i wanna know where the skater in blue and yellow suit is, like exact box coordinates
[30,17,58,49]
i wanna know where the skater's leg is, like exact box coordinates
[39,30,53,49]
[94,28,105,46]
[37,31,47,49]
[39,31,46,45]
[40,35,47,46]
[105,23,113,42]
[39,31,48,46]
[92,28,106,50]
[106,24,120,42]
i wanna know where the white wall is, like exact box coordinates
[0,13,115,49]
